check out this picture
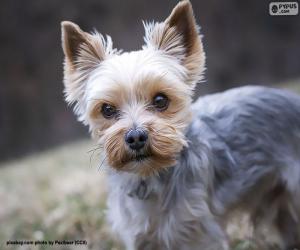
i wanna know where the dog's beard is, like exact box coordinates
[103,121,187,177]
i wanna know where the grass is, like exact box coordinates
[0,140,121,250]
[1,82,299,250]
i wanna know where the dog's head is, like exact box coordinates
[61,0,205,176]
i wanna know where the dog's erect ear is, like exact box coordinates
[61,21,106,71]
[143,0,205,86]
[61,21,115,122]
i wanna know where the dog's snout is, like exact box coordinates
[125,129,148,151]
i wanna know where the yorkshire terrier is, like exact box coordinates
[61,1,300,249]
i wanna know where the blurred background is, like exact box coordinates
[1,0,300,162]
[0,1,299,249]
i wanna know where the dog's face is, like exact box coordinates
[61,0,205,176]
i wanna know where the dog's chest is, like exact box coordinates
[106,174,207,249]
[106,184,162,245]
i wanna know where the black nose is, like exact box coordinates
[125,129,148,151]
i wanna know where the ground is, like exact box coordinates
[0,83,299,250]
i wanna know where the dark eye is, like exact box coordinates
[153,93,169,111]
[101,103,117,119]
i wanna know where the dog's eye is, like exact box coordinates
[101,103,117,119]
[153,93,169,111]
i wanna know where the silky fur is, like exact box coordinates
[61,1,300,249]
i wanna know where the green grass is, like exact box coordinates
[1,83,299,250]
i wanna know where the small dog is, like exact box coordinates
[61,1,300,249]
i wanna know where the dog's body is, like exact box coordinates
[61,1,300,249]
[107,86,300,250]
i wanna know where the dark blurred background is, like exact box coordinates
[0,0,299,162]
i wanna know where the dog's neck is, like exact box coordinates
[107,166,173,201]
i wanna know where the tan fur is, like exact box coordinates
[143,0,205,86]
[61,1,205,177]
[87,75,191,176]
[61,21,118,120]
[103,118,186,177]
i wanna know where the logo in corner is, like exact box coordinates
[269,2,299,15]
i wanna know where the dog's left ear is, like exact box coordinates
[143,0,205,86]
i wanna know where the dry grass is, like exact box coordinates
[1,82,299,250]
[0,140,122,250]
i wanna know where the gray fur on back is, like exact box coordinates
[106,86,300,250]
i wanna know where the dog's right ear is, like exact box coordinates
[61,21,108,72]
[61,21,115,122]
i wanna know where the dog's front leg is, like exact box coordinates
[198,217,230,250]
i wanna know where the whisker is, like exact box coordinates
[87,145,103,167]
[98,155,108,171]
